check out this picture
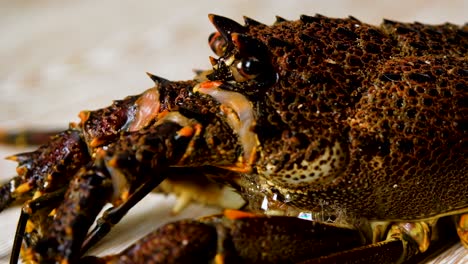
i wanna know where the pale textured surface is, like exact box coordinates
[0,1,466,263]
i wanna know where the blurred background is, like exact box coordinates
[0,0,466,263]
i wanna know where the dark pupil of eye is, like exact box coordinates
[241,58,261,75]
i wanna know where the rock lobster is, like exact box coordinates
[0,13,467,263]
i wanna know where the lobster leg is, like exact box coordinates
[302,216,462,263]
[81,212,462,264]
[83,168,246,253]
[81,178,165,254]
[0,176,24,211]
[82,219,219,264]
[81,211,365,264]
[21,165,113,263]
[301,239,410,264]
[18,116,207,263]
[0,129,90,212]
[10,188,67,264]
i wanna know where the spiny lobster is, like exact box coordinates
[0,13,467,263]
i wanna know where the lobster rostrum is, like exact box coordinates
[0,13,467,263]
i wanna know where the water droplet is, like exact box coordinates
[298,212,312,221]
[261,196,269,211]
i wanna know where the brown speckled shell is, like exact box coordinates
[221,16,467,220]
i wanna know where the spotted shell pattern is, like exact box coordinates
[206,15,467,221]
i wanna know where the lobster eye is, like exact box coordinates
[231,57,263,82]
[238,57,262,76]
[208,32,227,56]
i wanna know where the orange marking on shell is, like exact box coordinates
[16,166,27,175]
[69,122,79,129]
[78,110,90,123]
[224,209,256,220]
[209,56,218,66]
[176,123,203,165]
[65,226,73,236]
[178,126,194,138]
[231,32,241,46]
[208,13,216,23]
[48,208,57,217]
[22,248,36,263]
[107,156,118,168]
[120,190,130,203]
[89,138,104,148]
[214,254,225,264]
[217,163,252,174]
[458,214,468,247]
[200,80,222,89]
[16,182,31,193]
[157,110,169,119]
[5,155,18,161]
[25,220,35,233]
[32,191,42,200]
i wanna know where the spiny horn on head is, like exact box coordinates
[243,16,265,27]
[267,37,294,49]
[231,33,269,58]
[275,16,288,24]
[5,152,34,164]
[348,15,361,23]
[146,72,169,84]
[209,14,246,41]
[300,14,324,24]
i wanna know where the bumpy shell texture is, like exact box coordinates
[209,15,467,220]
